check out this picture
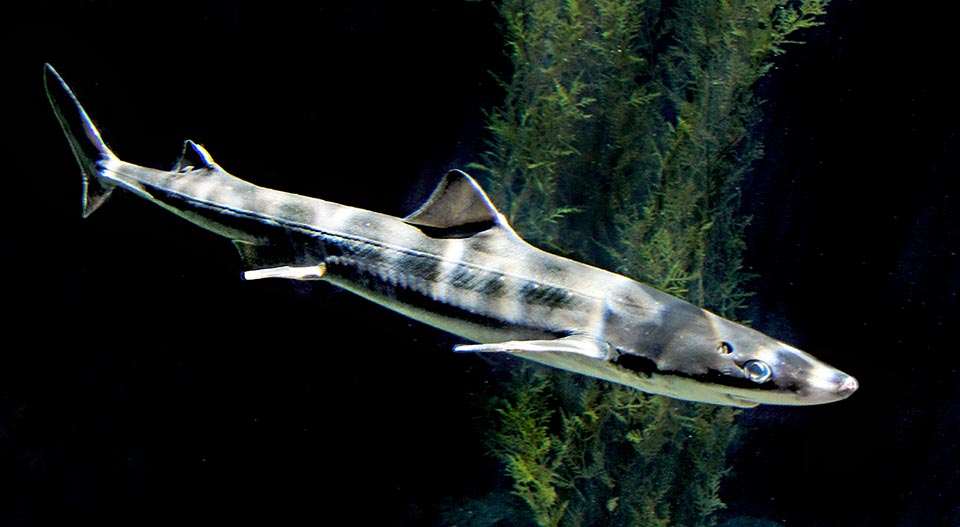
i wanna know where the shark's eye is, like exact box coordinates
[717,342,733,355]
[743,360,773,383]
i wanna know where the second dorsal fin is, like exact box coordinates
[403,170,500,233]
[172,140,216,173]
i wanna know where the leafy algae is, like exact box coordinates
[466,0,830,526]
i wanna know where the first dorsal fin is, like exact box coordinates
[403,170,500,233]
[172,140,216,173]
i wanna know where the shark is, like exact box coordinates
[44,64,857,408]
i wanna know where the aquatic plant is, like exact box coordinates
[471,0,829,526]
[489,372,570,527]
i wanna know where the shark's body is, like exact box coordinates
[45,65,857,407]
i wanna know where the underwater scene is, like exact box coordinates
[2,1,958,525]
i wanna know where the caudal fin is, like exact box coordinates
[44,64,118,218]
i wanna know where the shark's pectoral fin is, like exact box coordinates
[454,334,611,360]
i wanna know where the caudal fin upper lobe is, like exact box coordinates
[44,64,118,218]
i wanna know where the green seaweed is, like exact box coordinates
[489,371,570,527]
[469,1,830,526]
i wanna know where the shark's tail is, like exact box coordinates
[44,64,119,218]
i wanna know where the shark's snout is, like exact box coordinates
[796,366,859,405]
[835,374,859,399]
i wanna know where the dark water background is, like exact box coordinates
[2,1,958,525]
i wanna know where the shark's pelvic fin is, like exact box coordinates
[454,334,612,360]
[403,170,501,233]
[173,140,216,173]
[43,64,118,218]
[243,264,327,281]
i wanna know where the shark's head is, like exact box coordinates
[606,285,858,407]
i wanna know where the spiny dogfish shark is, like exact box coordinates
[44,64,857,408]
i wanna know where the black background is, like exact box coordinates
[2,1,958,525]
